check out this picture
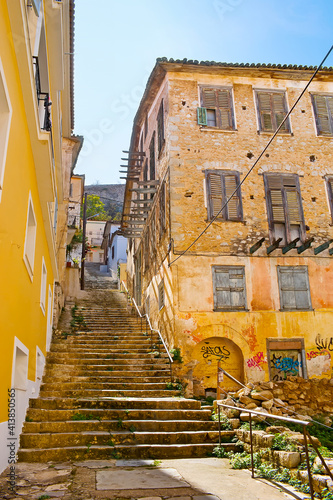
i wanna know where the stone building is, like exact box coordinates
[122,58,333,398]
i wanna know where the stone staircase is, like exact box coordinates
[18,289,235,462]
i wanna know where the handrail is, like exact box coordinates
[217,402,333,500]
[120,281,173,365]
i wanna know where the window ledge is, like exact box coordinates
[200,127,237,134]
[257,131,293,137]
[279,308,313,312]
[213,308,249,312]
[315,134,333,139]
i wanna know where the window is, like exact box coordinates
[40,258,47,314]
[149,133,155,181]
[159,181,166,239]
[311,94,333,136]
[0,59,12,200]
[111,246,115,259]
[267,338,307,381]
[144,115,148,139]
[326,176,333,218]
[198,86,235,130]
[158,279,165,310]
[255,90,290,133]
[264,173,305,246]
[24,195,37,279]
[205,170,242,221]
[157,100,164,154]
[212,266,246,311]
[277,266,312,311]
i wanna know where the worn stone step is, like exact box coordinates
[45,367,170,376]
[29,397,201,411]
[40,382,170,391]
[25,408,213,422]
[46,356,169,365]
[20,429,222,449]
[23,419,220,434]
[42,375,170,384]
[18,442,236,462]
[39,389,181,398]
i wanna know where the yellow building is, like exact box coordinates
[122,58,333,400]
[0,0,80,472]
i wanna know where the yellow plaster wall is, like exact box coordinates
[0,3,55,422]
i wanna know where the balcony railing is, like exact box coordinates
[32,56,51,132]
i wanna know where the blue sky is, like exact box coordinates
[73,0,333,185]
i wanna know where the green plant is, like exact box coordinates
[152,459,162,466]
[170,347,183,363]
[165,381,183,391]
[71,413,96,421]
[38,496,51,500]
[106,440,115,447]
[129,425,136,433]
[229,451,261,469]
[125,409,130,415]
[25,415,33,422]
[107,367,113,371]
[111,451,122,459]
[212,446,229,458]
[322,488,333,500]
[117,418,124,429]
[271,433,298,452]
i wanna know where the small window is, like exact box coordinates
[255,90,290,133]
[264,173,305,246]
[40,258,47,314]
[212,266,247,311]
[326,176,333,218]
[157,100,165,154]
[144,115,148,139]
[158,279,165,310]
[205,170,242,221]
[111,246,115,259]
[267,338,307,381]
[277,266,312,311]
[311,94,333,136]
[0,59,12,200]
[198,86,235,130]
[149,133,155,181]
[24,195,37,279]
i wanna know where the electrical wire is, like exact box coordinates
[169,44,333,267]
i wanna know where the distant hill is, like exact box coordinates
[85,184,125,220]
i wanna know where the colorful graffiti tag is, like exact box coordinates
[270,351,301,381]
[306,349,331,360]
[246,351,267,371]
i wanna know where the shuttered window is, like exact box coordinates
[264,173,305,246]
[277,266,312,311]
[255,90,290,133]
[158,279,165,310]
[212,266,246,311]
[198,87,235,130]
[205,170,242,221]
[159,181,166,239]
[157,100,165,154]
[326,176,333,219]
[312,94,333,136]
[149,133,155,181]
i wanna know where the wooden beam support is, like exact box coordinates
[129,188,158,194]
[266,238,282,255]
[282,237,300,254]
[314,240,333,255]
[297,237,314,254]
[249,238,265,254]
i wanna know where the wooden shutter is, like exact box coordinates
[202,89,217,107]
[157,101,164,153]
[213,266,246,310]
[197,107,207,125]
[312,95,333,135]
[327,176,333,218]
[278,267,311,310]
[201,87,234,129]
[257,91,289,132]
[217,89,233,129]
[149,134,155,181]
[224,174,242,220]
[206,171,224,219]
[158,280,164,310]
[159,182,166,238]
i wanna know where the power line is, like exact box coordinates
[169,44,333,267]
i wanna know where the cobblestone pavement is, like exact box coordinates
[84,262,118,290]
[0,458,304,500]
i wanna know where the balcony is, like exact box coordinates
[32,56,52,132]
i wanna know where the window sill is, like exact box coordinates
[257,130,293,137]
[315,134,333,139]
[200,127,237,134]
[213,308,249,312]
[279,308,313,312]
[205,218,245,224]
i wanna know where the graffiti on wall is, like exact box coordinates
[246,351,267,371]
[201,344,230,362]
[270,350,301,381]
[306,349,331,361]
[315,334,333,352]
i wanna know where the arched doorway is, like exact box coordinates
[192,337,244,395]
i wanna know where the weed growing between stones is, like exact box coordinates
[170,347,183,363]
[71,413,99,421]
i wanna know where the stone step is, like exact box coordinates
[26,408,212,422]
[40,382,171,390]
[20,429,222,449]
[39,389,181,398]
[42,375,170,384]
[45,367,170,376]
[29,397,201,411]
[46,355,169,364]
[23,419,220,433]
[18,442,236,462]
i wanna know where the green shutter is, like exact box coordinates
[197,107,207,125]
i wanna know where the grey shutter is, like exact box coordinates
[149,134,155,181]
[213,267,246,310]
[224,174,242,220]
[197,107,207,125]
[207,172,224,219]
[272,93,288,131]
[266,175,285,223]
[313,95,333,135]
[278,267,311,310]
[157,101,164,153]
[327,177,333,218]
[257,91,289,132]
[202,89,217,107]
[217,89,233,129]
[159,182,166,238]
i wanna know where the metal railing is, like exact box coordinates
[217,402,333,500]
[120,281,173,379]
